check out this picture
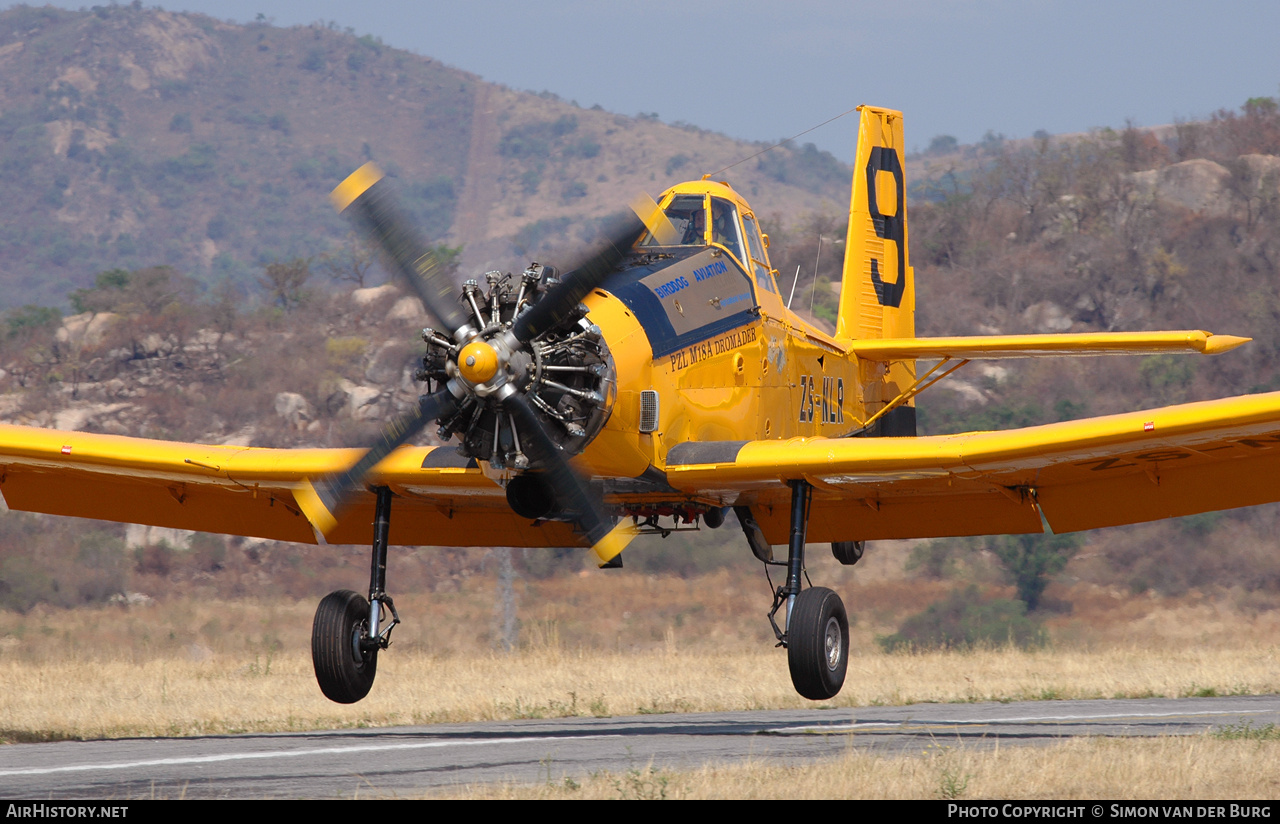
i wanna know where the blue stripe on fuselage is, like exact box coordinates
[602,250,758,358]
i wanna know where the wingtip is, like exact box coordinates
[330,162,385,213]
[591,519,639,566]
[1202,334,1252,355]
[294,478,339,537]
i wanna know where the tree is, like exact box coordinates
[69,266,196,317]
[878,585,1045,651]
[986,533,1081,611]
[428,242,463,279]
[316,233,379,288]
[926,134,959,156]
[258,258,312,310]
[0,304,61,388]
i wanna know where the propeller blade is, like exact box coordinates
[296,388,459,535]
[510,206,648,344]
[331,163,470,337]
[629,191,680,246]
[502,392,636,563]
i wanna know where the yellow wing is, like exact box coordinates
[0,424,583,547]
[666,391,1280,544]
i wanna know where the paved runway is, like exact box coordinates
[2,695,1277,798]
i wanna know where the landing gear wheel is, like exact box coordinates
[831,541,865,566]
[312,589,378,704]
[787,587,849,700]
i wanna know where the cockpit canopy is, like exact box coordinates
[640,181,778,293]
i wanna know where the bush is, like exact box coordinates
[567,137,601,159]
[159,143,218,182]
[499,129,549,159]
[4,305,61,338]
[300,46,327,72]
[926,135,959,156]
[986,533,1081,611]
[905,538,962,579]
[0,516,127,612]
[878,586,1046,651]
[69,266,196,317]
[519,167,542,195]
[513,217,571,254]
[258,258,312,310]
[406,176,457,239]
[755,141,847,197]
[499,116,581,159]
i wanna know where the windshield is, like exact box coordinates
[710,197,746,266]
[639,194,706,246]
[669,195,708,245]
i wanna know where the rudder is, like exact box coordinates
[837,106,916,435]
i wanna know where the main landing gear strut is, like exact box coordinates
[312,486,401,703]
[748,480,850,700]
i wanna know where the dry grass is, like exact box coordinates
[2,569,1279,799]
[428,736,1280,799]
[0,562,1278,742]
[0,607,1277,741]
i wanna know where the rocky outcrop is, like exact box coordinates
[56,312,119,348]
[1130,159,1232,214]
[1129,154,1280,215]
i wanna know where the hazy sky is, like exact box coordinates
[32,1,1280,161]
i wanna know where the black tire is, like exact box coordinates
[831,540,865,566]
[787,587,849,700]
[312,589,378,704]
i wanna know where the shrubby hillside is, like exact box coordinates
[0,4,846,308]
[1,4,1279,625]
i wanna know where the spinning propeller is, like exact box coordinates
[295,163,673,563]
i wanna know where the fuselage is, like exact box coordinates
[578,179,891,495]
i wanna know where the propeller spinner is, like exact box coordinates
[295,163,662,563]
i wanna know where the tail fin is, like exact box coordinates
[837,105,913,341]
[837,106,916,435]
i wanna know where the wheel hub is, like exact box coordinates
[824,616,842,671]
[351,621,367,665]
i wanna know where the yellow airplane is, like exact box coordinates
[0,105,1274,704]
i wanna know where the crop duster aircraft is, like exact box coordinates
[0,105,1274,703]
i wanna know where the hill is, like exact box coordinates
[0,4,848,308]
[2,6,1280,641]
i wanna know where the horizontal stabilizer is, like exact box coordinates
[848,330,1249,361]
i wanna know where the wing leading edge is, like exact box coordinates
[0,424,585,547]
[848,330,1250,361]
[665,391,1280,544]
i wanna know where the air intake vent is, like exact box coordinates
[639,390,659,433]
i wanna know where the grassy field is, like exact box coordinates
[0,564,1277,742]
[431,735,1280,799]
[1,559,1278,798]
[2,642,1278,743]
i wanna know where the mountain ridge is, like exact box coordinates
[0,4,849,309]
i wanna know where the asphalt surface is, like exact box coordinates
[2,695,1278,799]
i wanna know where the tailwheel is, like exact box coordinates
[787,586,849,700]
[312,589,378,704]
